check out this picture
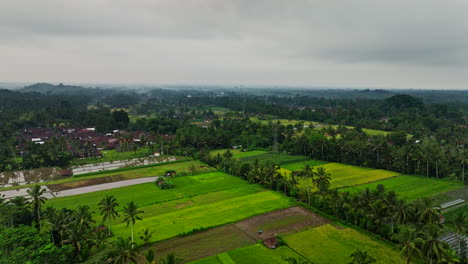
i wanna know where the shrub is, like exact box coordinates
[156,177,174,189]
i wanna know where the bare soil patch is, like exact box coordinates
[234,206,331,240]
[47,174,131,191]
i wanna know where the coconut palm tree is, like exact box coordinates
[312,166,331,193]
[122,201,144,244]
[348,249,376,264]
[74,205,95,231]
[421,224,448,264]
[107,237,137,264]
[142,249,156,264]
[160,253,183,264]
[417,197,441,225]
[301,164,314,204]
[99,195,120,235]
[453,212,466,256]
[392,225,423,264]
[27,185,48,229]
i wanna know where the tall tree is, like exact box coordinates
[107,237,137,264]
[160,253,183,264]
[348,249,376,264]
[27,185,48,229]
[312,166,332,193]
[99,195,120,235]
[392,225,423,264]
[122,201,144,244]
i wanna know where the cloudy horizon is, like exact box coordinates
[1,0,467,90]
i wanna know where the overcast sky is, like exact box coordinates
[1,0,467,89]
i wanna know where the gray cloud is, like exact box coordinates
[0,0,467,89]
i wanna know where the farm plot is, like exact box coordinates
[111,190,292,243]
[47,172,253,212]
[239,153,309,165]
[281,160,328,171]
[343,175,463,202]
[279,162,399,190]
[189,244,307,264]
[150,206,326,263]
[209,149,267,158]
[284,224,405,264]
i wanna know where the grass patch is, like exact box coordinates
[285,224,405,264]
[343,175,463,202]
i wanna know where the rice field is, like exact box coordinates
[189,244,307,264]
[47,171,293,244]
[343,175,463,201]
[279,162,400,190]
[239,153,309,165]
[281,160,328,171]
[284,224,405,264]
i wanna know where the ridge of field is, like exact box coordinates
[284,224,406,264]
[0,160,209,192]
[343,175,464,202]
[112,190,292,243]
[279,162,400,190]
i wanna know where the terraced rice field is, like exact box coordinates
[343,175,463,201]
[47,172,293,244]
[284,224,405,264]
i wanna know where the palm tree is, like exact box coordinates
[160,253,183,264]
[440,249,461,264]
[122,201,144,244]
[453,212,466,256]
[99,195,120,235]
[417,197,441,225]
[348,249,376,264]
[421,224,447,264]
[390,200,414,230]
[107,237,137,264]
[392,225,423,264]
[139,228,154,246]
[312,166,331,193]
[142,249,156,264]
[301,165,314,204]
[27,185,48,229]
[74,204,95,231]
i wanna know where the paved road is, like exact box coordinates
[0,176,159,199]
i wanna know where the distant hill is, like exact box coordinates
[20,83,96,95]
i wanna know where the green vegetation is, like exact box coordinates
[189,244,307,264]
[70,148,152,166]
[239,153,309,165]
[47,172,292,243]
[285,224,405,264]
[343,175,463,201]
[281,160,328,171]
[111,190,291,243]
